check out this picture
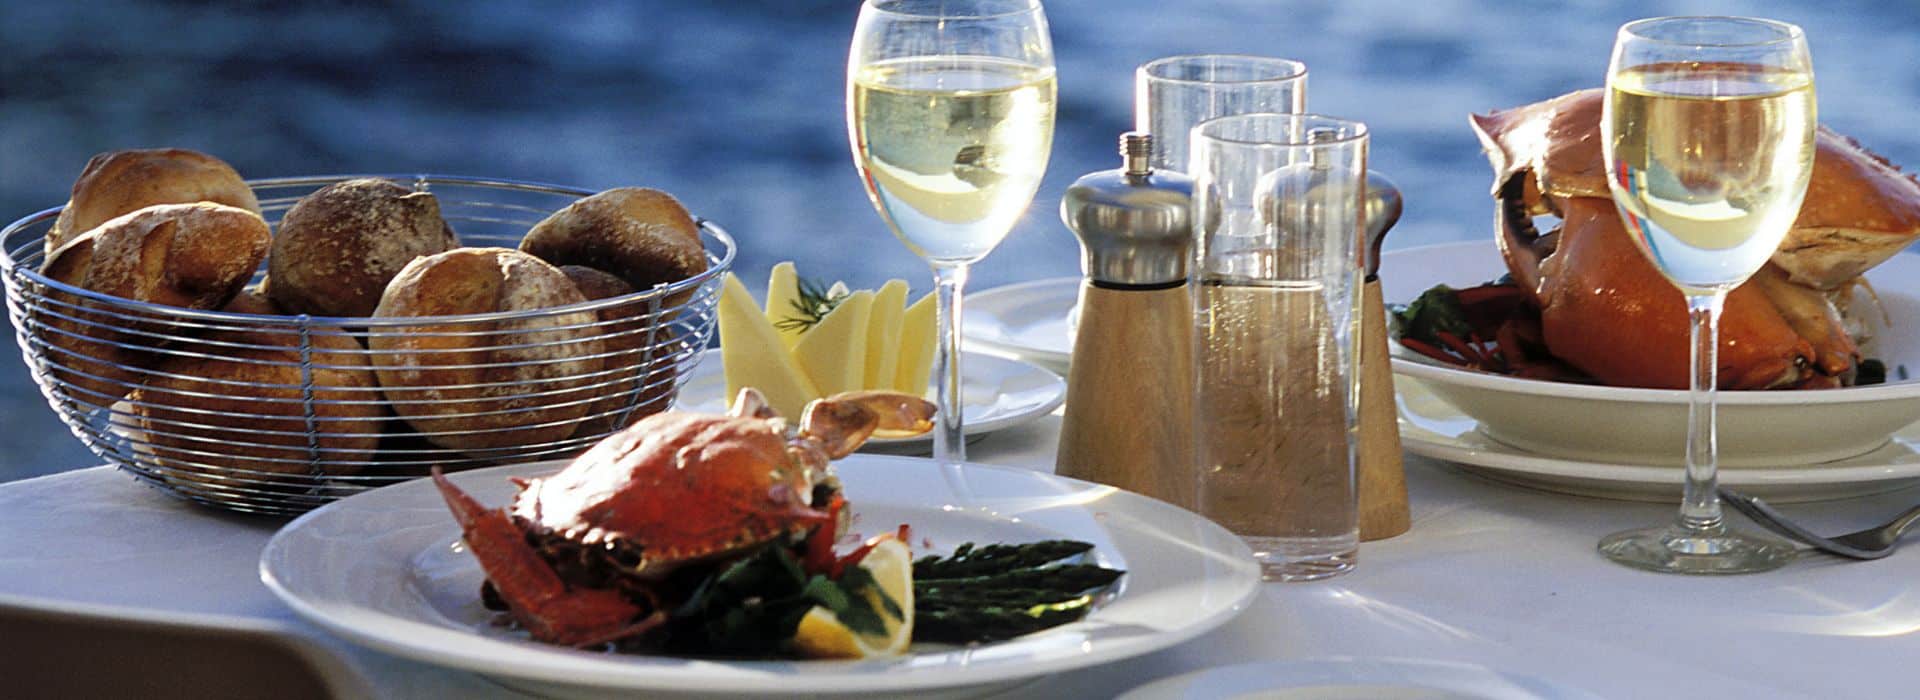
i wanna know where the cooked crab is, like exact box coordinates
[1470,88,1920,389]
[431,388,935,647]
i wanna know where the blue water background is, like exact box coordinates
[3,0,1915,481]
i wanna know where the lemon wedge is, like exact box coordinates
[790,536,914,659]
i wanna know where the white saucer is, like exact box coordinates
[1399,374,1920,503]
[1119,657,1604,700]
[963,277,1078,374]
[676,349,1065,451]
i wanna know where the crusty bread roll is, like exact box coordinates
[35,203,271,408]
[219,286,282,315]
[519,188,709,294]
[560,265,677,434]
[46,148,261,257]
[1470,88,1920,290]
[369,248,603,456]
[268,178,459,317]
[131,289,383,489]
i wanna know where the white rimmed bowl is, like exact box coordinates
[1383,241,1920,469]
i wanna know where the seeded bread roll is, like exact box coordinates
[519,188,708,294]
[268,178,459,318]
[36,203,271,407]
[132,289,383,489]
[369,248,603,456]
[47,148,261,257]
[560,265,677,434]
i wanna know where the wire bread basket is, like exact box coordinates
[1,175,733,516]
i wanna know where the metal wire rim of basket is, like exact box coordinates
[1,174,736,516]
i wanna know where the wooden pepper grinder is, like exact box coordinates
[1358,173,1410,540]
[1055,132,1196,509]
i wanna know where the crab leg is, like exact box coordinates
[431,469,663,647]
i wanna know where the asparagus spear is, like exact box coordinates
[913,596,1097,643]
[915,563,1123,594]
[912,540,1095,579]
[909,540,1125,644]
[913,585,1102,609]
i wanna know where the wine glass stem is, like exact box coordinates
[1678,290,1728,535]
[931,261,970,464]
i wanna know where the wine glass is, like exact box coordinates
[1598,16,1814,574]
[847,0,1057,463]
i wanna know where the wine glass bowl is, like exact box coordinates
[847,0,1057,461]
[1597,16,1814,574]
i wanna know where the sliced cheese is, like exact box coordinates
[764,261,805,350]
[793,290,874,397]
[893,292,936,395]
[718,272,819,418]
[863,279,909,391]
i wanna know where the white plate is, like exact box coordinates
[1399,373,1920,502]
[259,455,1262,699]
[1382,242,1920,468]
[1119,657,1605,700]
[963,277,1078,373]
[676,349,1066,450]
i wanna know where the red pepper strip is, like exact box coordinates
[833,539,881,580]
[1470,330,1505,371]
[1399,337,1466,366]
[803,494,846,577]
[1434,331,1487,367]
[832,526,912,579]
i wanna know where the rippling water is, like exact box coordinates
[2,0,1913,480]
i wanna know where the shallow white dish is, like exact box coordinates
[677,349,1065,450]
[260,455,1261,699]
[1399,373,1920,502]
[1382,241,1920,468]
[962,277,1078,373]
[1119,656,1604,700]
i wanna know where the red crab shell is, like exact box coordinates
[509,410,830,577]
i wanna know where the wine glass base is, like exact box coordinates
[1598,524,1797,575]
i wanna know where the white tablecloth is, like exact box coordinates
[2,412,1914,699]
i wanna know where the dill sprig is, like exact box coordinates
[775,278,850,333]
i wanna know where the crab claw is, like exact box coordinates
[431,468,662,647]
[728,387,779,420]
[799,391,937,459]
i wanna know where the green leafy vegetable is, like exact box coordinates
[663,544,896,656]
[1858,358,1888,386]
[1390,284,1473,344]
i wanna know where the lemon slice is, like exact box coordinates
[791,536,914,659]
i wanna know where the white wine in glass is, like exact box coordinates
[848,0,1057,462]
[1598,16,1814,574]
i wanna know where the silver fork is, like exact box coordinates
[1718,487,1920,560]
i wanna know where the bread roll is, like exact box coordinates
[220,286,282,315]
[519,188,709,294]
[35,203,271,408]
[268,178,459,317]
[369,248,603,456]
[131,289,383,490]
[47,148,260,257]
[560,265,677,434]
